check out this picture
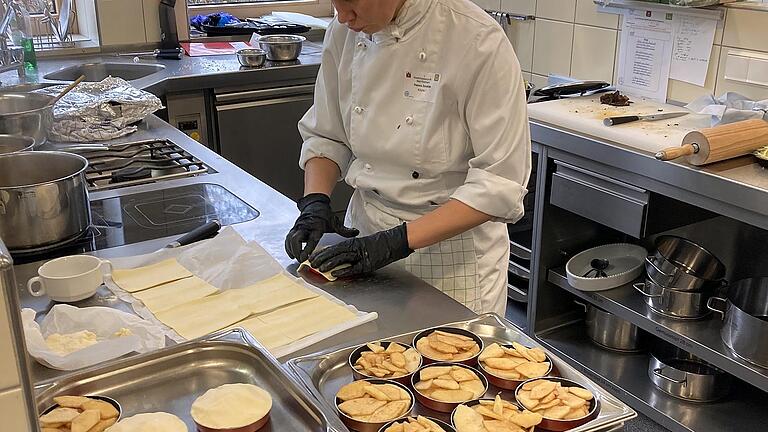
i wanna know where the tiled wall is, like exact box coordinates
[476,0,768,103]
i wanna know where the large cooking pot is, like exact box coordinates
[645,236,726,291]
[0,135,34,155]
[634,278,718,320]
[0,92,55,147]
[576,301,643,352]
[708,277,768,368]
[0,151,91,251]
[648,340,731,402]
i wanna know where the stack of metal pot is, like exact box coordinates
[634,236,726,320]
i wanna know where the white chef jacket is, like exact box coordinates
[298,0,531,314]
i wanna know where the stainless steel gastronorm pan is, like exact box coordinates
[35,329,347,432]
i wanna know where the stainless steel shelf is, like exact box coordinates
[507,282,528,303]
[547,268,768,392]
[508,259,531,280]
[537,323,768,432]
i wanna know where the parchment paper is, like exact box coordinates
[104,227,378,357]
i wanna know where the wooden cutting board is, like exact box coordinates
[526,95,713,154]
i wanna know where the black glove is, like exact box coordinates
[285,193,359,262]
[309,223,413,278]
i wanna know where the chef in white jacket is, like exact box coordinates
[285,0,531,315]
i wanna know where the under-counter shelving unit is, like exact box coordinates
[538,322,768,432]
[547,268,768,392]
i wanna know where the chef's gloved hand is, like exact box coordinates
[309,223,413,278]
[285,193,359,262]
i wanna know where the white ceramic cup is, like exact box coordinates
[27,255,113,302]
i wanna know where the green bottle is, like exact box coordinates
[9,0,36,70]
[21,36,36,70]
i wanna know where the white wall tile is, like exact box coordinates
[472,0,501,11]
[500,0,535,16]
[143,0,161,43]
[0,387,31,431]
[531,73,550,90]
[575,0,619,29]
[97,0,147,46]
[571,25,617,82]
[667,45,721,103]
[716,47,768,99]
[0,290,20,390]
[722,8,768,53]
[532,19,574,76]
[536,0,577,22]
[505,20,535,72]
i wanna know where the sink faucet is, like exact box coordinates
[0,0,25,79]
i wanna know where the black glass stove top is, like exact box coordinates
[12,183,259,264]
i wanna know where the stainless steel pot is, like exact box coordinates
[0,151,91,251]
[648,340,731,402]
[708,277,768,368]
[0,135,34,154]
[0,92,55,147]
[634,279,718,320]
[576,301,643,352]
[645,236,726,291]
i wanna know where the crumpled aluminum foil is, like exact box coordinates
[35,77,164,142]
[686,92,768,127]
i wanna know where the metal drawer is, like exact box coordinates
[550,161,649,238]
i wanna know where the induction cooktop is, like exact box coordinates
[12,183,259,263]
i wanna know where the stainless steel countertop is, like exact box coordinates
[530,119,768,231]
[14,116,476,384]
[0,41,323,94]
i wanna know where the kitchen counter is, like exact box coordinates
[0,41,323,95]
[13,115,476,384]
[527,105,768,231]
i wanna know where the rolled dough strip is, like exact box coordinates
[256,296,357,341]
[155,294,250,340]
[298,261,351,281]
[112,259,193,293]
[227,317,293,351]
[223,274,318,315]
[132,276,218,314]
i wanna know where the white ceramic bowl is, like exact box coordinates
[566,243,647,291]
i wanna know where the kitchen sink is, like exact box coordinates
[44,62,166,82]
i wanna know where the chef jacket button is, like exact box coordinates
[405,116,414,125]
[357,41,365,48]
[412,171,420,179]
[364,163,372,170]
[419,52,427,61]
[354,106,363,114]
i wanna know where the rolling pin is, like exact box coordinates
[655,119,768,165]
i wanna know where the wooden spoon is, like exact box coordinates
[47,75,86,107]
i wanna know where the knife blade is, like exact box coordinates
[603,112,688,126]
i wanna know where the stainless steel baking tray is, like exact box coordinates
[286,313,636,432]
[35,329,347,432]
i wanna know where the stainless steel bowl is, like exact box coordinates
[258,34,305,61]
[0,135,34,155]
[236,48,267,68]
[0,92,55,147]
[0,151,91,251]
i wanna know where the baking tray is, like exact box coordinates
[286,313,636,432]
[35,329,347,432]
